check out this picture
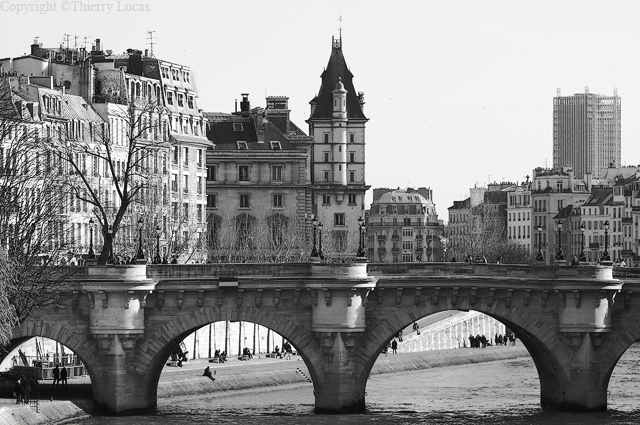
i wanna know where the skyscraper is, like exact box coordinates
[553,87,621,179]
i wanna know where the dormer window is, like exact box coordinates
[270,141,282,150]
[237,141,248,150]
[233,123,243,131]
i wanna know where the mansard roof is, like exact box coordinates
[205,114,300,151]
[309,37,366,120]
[582,187,614,207]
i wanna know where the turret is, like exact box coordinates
[332,77,347,119]
[332,78,347,185]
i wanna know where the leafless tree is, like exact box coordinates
[54,97,168,264]
[206,211,310,263]
[0,84,76,345]
[448,204,531,264]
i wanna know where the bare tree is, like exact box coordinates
[54,97,168,264]
[448,204,531,264]
[0,82,76,345]
[206,211,310,263]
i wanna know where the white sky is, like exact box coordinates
[1,0,639,222]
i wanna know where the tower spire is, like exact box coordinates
[339,14,342,43]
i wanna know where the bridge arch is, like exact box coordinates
[358,300,573,410]
[135,305,324,405]
[598,316,640,399]
[5,320,99,395]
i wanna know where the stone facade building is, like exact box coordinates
[204,94,312,260]
[367,188,442,262]
[307,36,369,254]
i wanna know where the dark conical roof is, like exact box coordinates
[309,37,366,120]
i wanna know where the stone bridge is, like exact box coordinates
[4,262,640,415]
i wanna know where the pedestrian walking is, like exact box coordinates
[60,366,68,389]
[391,339,398,354]
[52,365,60,388]
[13,379,23,404]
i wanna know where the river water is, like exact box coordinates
[72,343,640,425]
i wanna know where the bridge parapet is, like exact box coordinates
[367,262,617,281]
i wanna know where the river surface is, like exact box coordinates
[71,343,640,425]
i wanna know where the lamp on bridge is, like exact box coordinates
[136,217,145,262]
[154,225,162,264]
[356,216,367,259]
[579,223,587,262]
[536,224,544,262]
[108,224,115,264]
[602,220,611,263]
[556,220,565,261]
[87,218,95,260]
[310,215,319,258]
[318,222,325,260]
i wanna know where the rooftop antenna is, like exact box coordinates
[338,13,342,43]
[147,30,156,57]
[74,34,79,50]
[83,36,92,49]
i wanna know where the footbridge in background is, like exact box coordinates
[5,262,640,415]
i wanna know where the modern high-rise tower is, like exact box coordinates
[307,36,369,254]
[553,87,621,179]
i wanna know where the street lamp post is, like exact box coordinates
[356,216,366,258]
[87,218,95,260]
[154,226,162,264]
[556,220,565,261]
[310,216,319,258]
[318,222,324,260]
[108,225,115,264]
[602,220,611,262]
[536,224,544,262]
[136,217,145,261]
[579,223,586,262]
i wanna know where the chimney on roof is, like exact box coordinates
[240,93,250,116]
[144,49,148,57]
[95,38,101,52]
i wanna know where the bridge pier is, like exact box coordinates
[540,332,607,411]
[308,263,376,413]
[92,334,156,414]
[314,332,366,413]
[84,265,157,414]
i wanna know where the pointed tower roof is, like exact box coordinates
[309,36,366,120]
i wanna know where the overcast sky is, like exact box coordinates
[1,0,638,222]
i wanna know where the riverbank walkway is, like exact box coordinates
[0,345,528,424]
